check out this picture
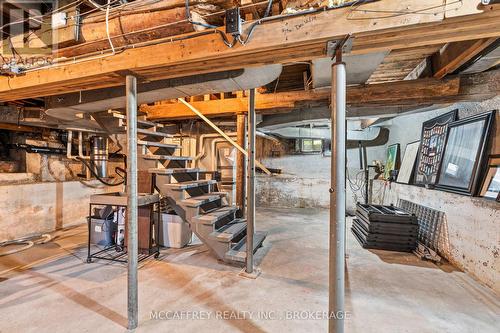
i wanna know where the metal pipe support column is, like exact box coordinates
[329,54,346,333]
[126,75,139,330]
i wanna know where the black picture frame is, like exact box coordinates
[414,110,458,186]
[435,110,496,196]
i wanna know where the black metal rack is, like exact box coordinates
[86,193,161,264]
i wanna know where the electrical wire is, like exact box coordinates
[0,234,52,257]
[346,0,464,20]
[184,0,217,29]
[264,0,274,18]
[87,0,109,12]
[105,0,116,54]
[77,157,125,186]
[6,0,458,73]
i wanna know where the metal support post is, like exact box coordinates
[329,49,346,333]
[126,75,139,330]
[246,89,256,274]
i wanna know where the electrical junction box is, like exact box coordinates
[52,12,67,29]
[225,7,242,36]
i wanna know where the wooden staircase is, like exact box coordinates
[94,110,267,265]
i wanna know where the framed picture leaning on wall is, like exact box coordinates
[384,143,400,181]
[397,141,420,184]
[436,110,496,196]
[414,110,458,187]
[480,165,500,201]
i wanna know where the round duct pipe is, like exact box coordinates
[90,136,109,178]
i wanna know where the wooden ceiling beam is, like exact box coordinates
[145,76,460,120]
[1,1,499,101]
[145,69,500,120]
[432,38,498,79]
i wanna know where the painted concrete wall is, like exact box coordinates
[257,154,331,208]
[256,96,500,210]
[0,181,121,242]
[371,180,499,293]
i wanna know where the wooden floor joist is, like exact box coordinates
[432,38,498,79]
[0,1,499,101]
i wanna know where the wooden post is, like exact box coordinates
[236,113,247,216]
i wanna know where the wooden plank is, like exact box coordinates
[0,1,499,101]
[145,77,461,119]
[445,0,483,18]
[236,114,246,212]
[0,0,445,99]
[367,45,441,83]
[147,70,500,118]
[0,122,42,132]
[432,38,497,79]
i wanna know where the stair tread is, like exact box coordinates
[165,179,217,190]
[210,219,247,242]
[148,168,201,175]
[140,154,193,161]
[111,113,162,128]
[137,140,180,149]
[181,194,223,207]
[225,231,267,263]
[137,128,173,138]
[193,206,237,224]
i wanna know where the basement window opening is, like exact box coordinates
[298,139,322,154]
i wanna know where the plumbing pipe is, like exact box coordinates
[194,132,236,166]
[73,131,92,160]
[67,130,91,160]
[211,138,233,171]
[67,130,74,159]
[178,98,272,175]
[194,131,273,167]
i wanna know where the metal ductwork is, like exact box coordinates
[261,126,382,141]
[45,65,283,123]
[90,136,109,178]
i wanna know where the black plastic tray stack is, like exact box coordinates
[352,203,418,252]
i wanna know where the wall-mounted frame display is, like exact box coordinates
[397,141,420,184]
[436,110,496,196]
[384,143,400,180]
[415,110,458,186]
[480,166,500,201]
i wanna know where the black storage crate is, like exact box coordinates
[352,203,418,252]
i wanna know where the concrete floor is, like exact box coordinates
[0,207,498,333]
